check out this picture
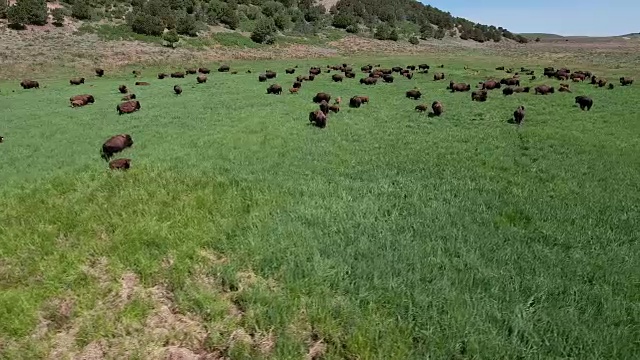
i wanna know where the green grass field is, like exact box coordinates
[1,57,639,359]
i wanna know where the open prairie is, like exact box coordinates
[0,52,639,359]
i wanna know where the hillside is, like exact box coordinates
[0,0,529,46]
[520,33,565,39]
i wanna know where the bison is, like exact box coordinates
[501,78,520,86]
[186,68,198,75]
[472,90,488,102]
[122,94,136,101]
[289,88,299,94]
[332,74,344,82]
[319,100,329,115]
[174,85,182,95]
[620,77,634,86]
[575,96,593,111]
[171,72,185,78]
[598,79,608,87]
[513,106,525,125]
[218,65,230,72]
[503,87,514,96]
[313,92,331,103]
[135,82,150,86]
[328,104,340,113]
[71,99,85,108]
[199,67,210,74]
[158,73,169,79]
[116,100,141,115]
[415,104,428,112]
[418,64,430,70]
[451,83,471,92]
[383,75,394,83]
[292,81,302,89]
[285,68,296,74]
[101,134,133,161]
[132,70,141,77]
[608,83,615,90]
[309,67,321,76]
[266,71,277,79]
[345,72,355,78]
[534,85,555,95]
[482,80,502,90]
[406,89,421,100]
[70,77,85,85]
[118,85,128,94]
[360,77,377,85]
[431,101,443,116]
[513,87,530,93]
[309,110,327,128]
[109,158,131,170]
[267,84,282,95]
[496,66,505,70]
[197,75,207,84]
[95,68,105,77]
[70,94,95,105]
[20,80,39,89]
[349,96,362,108]
[433,73,445,81]
[259,74,267,82]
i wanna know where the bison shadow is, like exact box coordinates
[427,113,440,118]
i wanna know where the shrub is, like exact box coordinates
[206,0,226,24]
[8,0,47,27]
[332,13,355,29]
[0,0,8,19]
[535,37,541,42]
[408,36,419,45]
[176,14,198,36]
[72,1,92,20]
[388,27,398,41]
[434,27,445,39]
[419,22,433,39]
[261,1,283,18]
[250,17,276,43]
[163,29,179,47]
[374,23,390,40]
[220,6,239,29]
[130,13,165,36]
[345,24,358,34]
[273,12,290,31]
[51,7,65,27]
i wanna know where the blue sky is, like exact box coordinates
[421,1,639,36]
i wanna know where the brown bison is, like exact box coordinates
[20,80,39,89]
[70,77,85,85]
[218,65,230,72]
[199,67,210,74]
[309,110,327,128]
[319,100,329,115]
[403,72,414,80]
[109,158,131,170]
[259,74,267,82]
[575,96,593,111]
[328,104,340,113]
[502,87,514,96]
[570,73,586,81]
[186,68,197,75]
[608,83,615,90]
[534,85,555,95]
[197,75,207,84]
[306,75,315,81]
[451,83,471,92]
[132,70,141,77]
[513,106,525,125]
[590,76,598,84]
[267,84,282,95]
[360,77,377,85]
[472,90,488,102]
[70,94,95,105]
[349,96,362,108]
[266,71,277,79]
[158,73,169,79]
[71,99,86,108]
[501,78,520,86]
[356,96,369,104]
[620,77,634,86]
[122,94,136,101]
[405,89,421,100]
[513,87,530,93]
[559,86,572,93]
[285,68,296,74]
[174,85,182,95]
[415,104,428,112]
[598,79,608,87]
[101,134,133,161]
[431,101,443,116]
[309,67,321,76]
[383,75,394,83]
[313,92,331,103]
[95,68,105,77]
[407,65,416,71]
[135,82,150,86]
[482,80,501,90]
[332,74,344,82]
[345,72,356,78]
[289,88,299,94]
[171,72,185,78]
[433,73,445,81]
[418,64,430,70]
[116,100,141,115]
[118,85,128,94]
[292,81,302,89]
[392,66,403,73]
[572,78,581,83]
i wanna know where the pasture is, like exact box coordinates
[0,56,639,359]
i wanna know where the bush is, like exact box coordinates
[72,1,92,20]
[419,22,433,39]
[220,6,239,29]
[273,12,290,31]
[250,16,276,43]
[535,37,541,42]
[434,27,445,39]
[130,13,165,36]
[176,14,198,36]
[345,24,358,34]
[0,0,8,20]
[163,29,179,47]
[388,27,398,41]
[51,7,64,26]
[374,23,390,40]
[261,1,283,18]
[408,36,419,45]
[8,0,47,27]
[332,13,355,29]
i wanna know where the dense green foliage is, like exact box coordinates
[250,16,276,43]
[71,0,92,20]
[6,0,47,28]
[51,7,65,26]
[162,28,179,46]
[0,56,638,359]
[0,0,8,20]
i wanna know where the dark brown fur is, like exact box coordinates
[267,84,283,95]
[70,77,85,85]
[118,85,128,94]
[20,80,39,89]
[309,110,327,128]
[174,85,182,95]
[405,89,421,100]
[534,85,555,95]
[575,96,593,111]
[431,101,443,116]
[116,100,141,115]
[513,106,525,125]
[109,158,131,170]
[197,75,207,84]
[101,134,133,161]
[313,92,331,103]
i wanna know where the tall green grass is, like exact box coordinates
[0,58,639,359]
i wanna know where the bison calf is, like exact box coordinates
[513,106,525,125]
[101,134,133,161]
[575,96,593,111]
[415,104,428,112]
[109,158,131,170]
[117,100,141,115]
[309,110,327,128]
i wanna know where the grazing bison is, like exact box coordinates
[501,78,520,86]
[513,106,525,125]
[109,158,131,170]
[285,68,296,74]
[289,88,299,94]
[199,67,210,74]
[575,96,593,111]
[513,87,530,93]
[266,71,277,79]
[117,100,141,115]
[496,66,505,70]
[171,72,185,78]
[306,75,315,81]
[135,82,150,86]
[392,66,403,73]
[502,87,514,96]
[70,77,85,85]
[186,68,197,75]
[482,80,501,90]
[259,74,267,82]
[95,68,105,77]
[319,100,329,115]
[267,84,282,95]
[313,92,331,103]
[608,83,615,90]
[118,85,128,94]
[309,67,322,75]
[122,94,136,101]
[415,104,428,112]
[535,85,555,95]
[345,72,355,78]
[355,96,369,104]
[20,80,39,89]
[328,104,340,113]
[598,79,608,87]
[174,85,182,95]
[451,83,471,92]
[620,77,634,86]
[570,73,586,81]
[292,81,302,89]
[472,90,488,102]
[403,72,414,80]
[418,64,430,70]
[132,70,141,77]
[559,86,572,93]
[332,74,344,82]
[101,134,133,161]
[383,75,394,83]
[218,65,230,72]
[406,89,422,100]
[349,96,362,108]
[360,77,377,85]
[433,73,445,81]
[197,75,207,84]
[309,110,327,128]
[70,94,95,105]
[158,73,169,79]
[431,101,443,116]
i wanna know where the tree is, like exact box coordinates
[72,1,91,20]
[8,0,47,27]
[409,36,419,45]
[419,22,433,39]
[251,17,276,43]
[332,13,356,29]
[434,27,445,39]
[261,1,283,17]
[273,12,290,31]
[388,27,398,41]
[163,29,179,47]
[345,24,358,34]
[130,13,165,36]
[51,7,65,27]
[0,0,8,19]
[220,6,239,29]
[176,13,198,36]
[374,23,391,40]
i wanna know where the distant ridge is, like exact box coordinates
[519,33,565,39]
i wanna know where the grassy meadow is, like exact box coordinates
[0,56,639,359]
